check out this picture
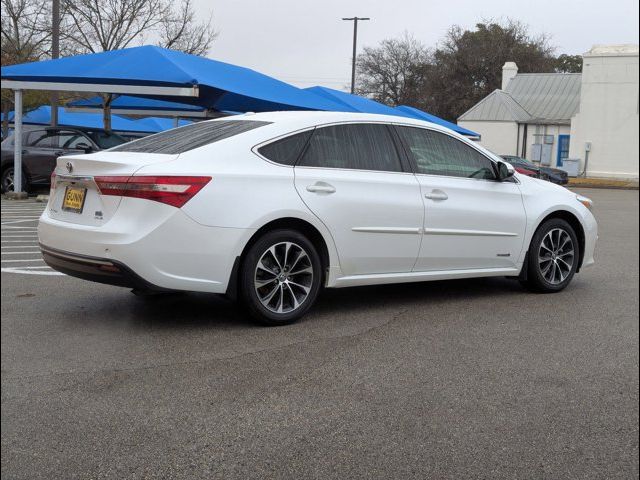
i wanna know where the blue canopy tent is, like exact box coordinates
[0,45,348,194]
[394,105,479,138]
[66,95,211,118]
[305,86,479,137]
[1,45,348,113]
[1,105,191,133]
[305,86,415,118]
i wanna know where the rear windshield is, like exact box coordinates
[110,120,271,154]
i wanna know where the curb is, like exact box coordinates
[568,184,639,190]
[3,192,29,200]
[36,195,50,203]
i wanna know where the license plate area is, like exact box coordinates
[62,186,87,213]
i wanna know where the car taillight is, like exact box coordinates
[50,171,57,194]
[94,175,211,208]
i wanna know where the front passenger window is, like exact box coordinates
[397,126,496,180]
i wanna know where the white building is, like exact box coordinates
[458,45,639,179]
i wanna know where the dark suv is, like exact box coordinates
[1,127,127,193]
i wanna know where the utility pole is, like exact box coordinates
[342,17,369,94]
[51,0,60,126]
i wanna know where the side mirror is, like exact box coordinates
[75,142,93,154]
[497,161,515,181]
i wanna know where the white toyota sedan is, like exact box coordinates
[38,112,597,325]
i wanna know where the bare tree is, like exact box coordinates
[158,0,217,56]
[59,0,216,55]
[1,0,51,60]
[60,0,169,53]
[1,0,52,135]
[355,32,431,107]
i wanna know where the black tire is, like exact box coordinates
[1,166,27,194]
[521,218,580,293]
[239,229,322,326]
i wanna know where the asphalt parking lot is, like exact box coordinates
[1,188,638,480]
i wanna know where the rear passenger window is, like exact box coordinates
[298,124,403,172]
[258,130,312,166]
[397,126,496,180]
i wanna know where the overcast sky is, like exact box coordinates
[195,0,639,91]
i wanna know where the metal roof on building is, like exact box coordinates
[458,73,582,125]
[505,73,581,124]
[458,89,532,122]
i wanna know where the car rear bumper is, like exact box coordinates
[41,244,166,290]
[38,198,255,294]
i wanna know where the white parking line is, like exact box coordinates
[1,267,63,275]
[1,251,42,255]
[1,259,45,263]
[2,246,40,249]
[1,220,40,225]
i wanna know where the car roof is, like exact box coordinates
[212,110,466,137]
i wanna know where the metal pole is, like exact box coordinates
[51,0,60,127]
[14,89,23,194]
[342,17,369,94]
[350,19,358,94]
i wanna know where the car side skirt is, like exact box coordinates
[331,267,521,288]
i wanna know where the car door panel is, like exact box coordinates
[292,123,424,276]
[23,130,55,183]
[295,168,424,275]
[415,176,526,271]
[394,125,527,272]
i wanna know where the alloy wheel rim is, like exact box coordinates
[538,228,575,285]
[254,241,313,314]
[4,170,14,192]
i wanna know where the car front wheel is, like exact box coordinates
[239,229,322,326]
[521,218,580,292]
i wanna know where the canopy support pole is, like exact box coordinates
[13,89,23,195]
[173,116,179,128]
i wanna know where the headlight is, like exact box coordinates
[576,194,593,211]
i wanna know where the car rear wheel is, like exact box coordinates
[1,167,27,194]
[239,229,322,326]
[521,218,579,293]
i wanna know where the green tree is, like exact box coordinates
[423,20,557,121]
[554,54,582,73]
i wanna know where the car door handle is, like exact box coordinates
[306,183,336,194]
[425,190,448,201]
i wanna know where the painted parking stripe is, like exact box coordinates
[1,251,42,255]
[1,267,63,275]
[1,259,46,263]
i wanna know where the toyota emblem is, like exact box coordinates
[65,161,73,173]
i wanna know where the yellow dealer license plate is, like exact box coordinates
[62,186,87,213]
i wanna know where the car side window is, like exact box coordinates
[397,126,496,180]
[258,130,312,166]
[26,130,51,148]
[50,131,83,149]
[298,124,403,173]
[64,133,92,149]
